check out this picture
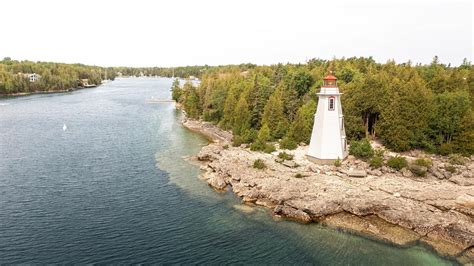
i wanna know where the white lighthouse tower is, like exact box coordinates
[307,74,348,163]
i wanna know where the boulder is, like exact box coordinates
[197,145,221,161]
[282,160,298,168]
[307,164,320,173]
[450,175,474,186]
[461,171,472,178]
[401,168,413,178]
[455,194,474,209]
[206,172,227,190]
[348,169,367,178]
[432,170,445,179]
[381,166,390,173]
[273,205,311,223]
[368,169,383,176]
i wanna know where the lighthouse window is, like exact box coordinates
[328,97,335,111]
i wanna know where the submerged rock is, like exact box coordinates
[233,204,255,213]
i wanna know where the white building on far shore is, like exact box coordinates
[17,72,41,82]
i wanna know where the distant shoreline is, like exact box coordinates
[0,85,101,98]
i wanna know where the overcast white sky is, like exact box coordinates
[0,0,472,67]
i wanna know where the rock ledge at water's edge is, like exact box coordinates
[182,117,474,264]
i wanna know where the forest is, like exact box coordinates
[0,57,243,95]
[0,57,115,95]
[172,57,474,156]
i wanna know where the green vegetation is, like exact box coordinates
[280,136,298,150]
[349,139,374,160]
[369,156,384,168]
[448,154,466,165]
[387,156,408,170]
[445,165,457,173]
[0,57,113,94]
[253,159,266,169]
[171,57,473,156]
[294,173,304,178]
[278,152,294,161]
[410,164,427,177]
[334,158,342,167]
[414,158,433,167]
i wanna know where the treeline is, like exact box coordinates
[173,57,474,155]
[112,63,257,78]
[0,57,115,95]
[0,57,256,95]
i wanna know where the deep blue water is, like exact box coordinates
[0,78,456,264]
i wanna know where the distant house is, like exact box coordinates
[17,72,41,82]
[80,79,96,88]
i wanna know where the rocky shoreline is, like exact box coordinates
[181,117,474,264]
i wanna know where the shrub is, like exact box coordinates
[223,144,229,149]
[334,158,342,167]
[445,165,456,173]
[369,156,383,168]
[387,156,408,170]
[280,136,297,150]
[278,152,294,161]
[349,139,374,160]
[253,159,266,169]
[250,140,275,153]
[410,165,427,177]
[414,158,432,167]
[294,173,303,178]
[250,140,266,151]
[263,143,276,153]
[448,154,466,165]
[374,148,385,157]
[242,129,258,143]
[439,143,454,156]
[232,135,243,147]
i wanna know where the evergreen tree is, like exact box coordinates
[233,93,251,136]
[261,89,288,139]
[287,99,317,144]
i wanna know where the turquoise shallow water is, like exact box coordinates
[0,78,457,264]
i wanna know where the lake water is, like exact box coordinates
[0,78,457,264]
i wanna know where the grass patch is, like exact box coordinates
[414,158,432,167]
[369,156,383,168]
[387,156,408,170]
[448,154,466,166]
[253,159,266,170]
[278,152,294,161]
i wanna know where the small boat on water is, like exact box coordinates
[63,124,67,131]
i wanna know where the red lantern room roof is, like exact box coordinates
[323,74,337,81]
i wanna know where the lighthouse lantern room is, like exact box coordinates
[307,74,348,163]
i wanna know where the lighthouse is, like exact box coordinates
[307,74,348,163]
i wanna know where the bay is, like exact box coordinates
[0,78,456,265]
